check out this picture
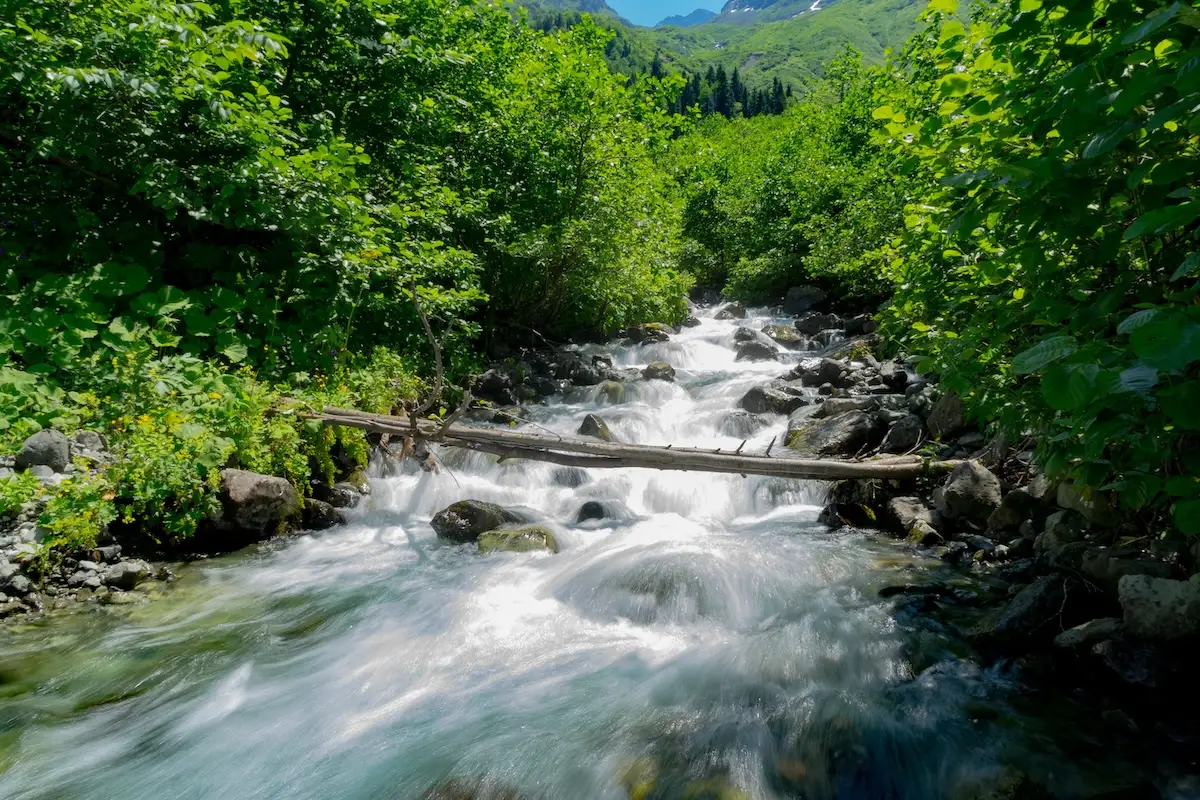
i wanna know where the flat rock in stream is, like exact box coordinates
[740,384,808,415]
[432,500,525,543]
[734,341,778,362]
[477,526,558,554]
[786,410,883,456]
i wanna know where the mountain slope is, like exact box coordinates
[657,9,719,27]
[648,0,924,88]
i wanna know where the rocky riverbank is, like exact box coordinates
[0,430,369,620]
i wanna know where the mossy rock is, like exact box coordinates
[477,526,558,554]
[578,413,616,442]
[597,380,628,404]
[619,757,658,800]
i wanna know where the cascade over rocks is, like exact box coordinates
[760,324,803,348]
[642,361,676,381]
[432,500,524,543]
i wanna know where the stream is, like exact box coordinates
[0,309,1179,799]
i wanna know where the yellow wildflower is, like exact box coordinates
[209,392,222,400]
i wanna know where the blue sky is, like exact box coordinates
[607,0,718,26]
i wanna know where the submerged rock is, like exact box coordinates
[642,361,676,381]
[419,778,526,800]
[477,526,558,554]
[578,413,615,442]
[432,500,524,543]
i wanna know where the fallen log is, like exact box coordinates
[302,406,963,481]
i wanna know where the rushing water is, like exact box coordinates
[0,310,1181,799]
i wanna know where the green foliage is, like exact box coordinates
[876,0,1200,533]
[674,50,907,300]
[0,472,41,517]
[38,470,118,557]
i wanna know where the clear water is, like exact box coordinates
[0,311,1173,799]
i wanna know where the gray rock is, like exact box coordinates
[988,575,1082,643]
[733,326,772,345]
[626,323,671,344]
[739,385,808,416]
[926,392,966,440]
[67,570,96,588]
[77,560,100,572]
[962,534,997,554]
[431,500,524,543]
[578,414,615,442]
[880,414,924,454]
[937,460,1002,523]
[313,482,361,509]
[1118,573,1200,640]
[477,526,558,554]
[987,488,1038,534]
[794,312,841,336]
[1054,617,1123,649]
[760,324,803,348]
[577,501,606,523]
[937,541,970,562]
[786,410,882,456]
[682,316,702,328]
[783,285,827,314]
[714,301,747,320]
[843,314,877,336]
[815,396,876,418]
[1080,548,1171,592]
[734,341,778,362]
[642,361,676,381]
[878,361,907,391]
[1033,510,1088,558]
[907,520,943,546]
[887,497,937,532]
[798,358,845,387]
[303,498,346,531]
[1092,638,1174,687]
[1056,482,1116,527]
[72,430,107,452]
[90,544,122,564]
[103,560,152,591]
[2,572,33,596]
[218,469,302,536]
[15,429,70,473]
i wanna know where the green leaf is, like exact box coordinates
[1012,335,1077,374]
[1130,317,1200,370]
[1171,251,1199,281]
[1122,2,1182,44]
[1159,382,1200,429]
[91,262,149,297]
[1174,499,1200,536]
[928,0,957,13]
[221,342,249,363]
[1041,363,1097,411]
[1124,202,1200,240]
[1117,308,1159,334]
[1082,121,1136,159]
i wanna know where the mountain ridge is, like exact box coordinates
[656,8,719,27]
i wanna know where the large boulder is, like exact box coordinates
[880,414,924,454]
[761,324,803,348]
[642,361,676,381]
[103,560,152,591]
[786,411,882,456]
[815,396,876,418]
[983,575,1085,645]
[926,392,966,440]
[217,469,302,537]
[578,413,615,442]
[477,526,558,554]
[626,323,671,344]
[739,385,808,416]
[936,461,1001,523]
[1118,573,1200,640]
[1056,482,1117,527]
[794,312,841,336]
[432,500,523,543]
[797,358,845,387]
[714,301,747,320]
[472,368,515,405]
[783,285,827,314]
[303,498,346,530]
[15,429,70,473]
[734,341,778,362]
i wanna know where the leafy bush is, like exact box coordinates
[876,0,1200,534]
[0,472,41,518]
